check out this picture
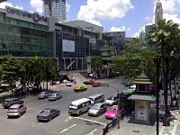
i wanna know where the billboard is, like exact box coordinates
[62,40,75,52]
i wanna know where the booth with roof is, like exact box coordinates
[128,73,156,124]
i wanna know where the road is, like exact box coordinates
[0,76,127,135]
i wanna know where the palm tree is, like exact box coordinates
[147,19,180,126]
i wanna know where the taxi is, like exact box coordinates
[74,86,87,92]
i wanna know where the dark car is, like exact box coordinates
[38,91,49,99]
[37,108,60,122]
[48,93,62,101]
[2,98,24,109]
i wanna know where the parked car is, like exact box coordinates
[105,96,117,106]
[49,93,62,101]
[37,108,60,122]
[92,82,101,87]
[88,94,104,104]
[105,105,124,119]
[66,81,72,87]
[7,104,27,118]
[38,91,49,99]
[83,79,95,85]
[74,86,87,92]
[2,98,24,109]
[128,84,136,90]
[88,103,106,116]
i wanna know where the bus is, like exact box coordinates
[68,98,91,116]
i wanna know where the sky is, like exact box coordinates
[0,0,180,37]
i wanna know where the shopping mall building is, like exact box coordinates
[0,6,125,71]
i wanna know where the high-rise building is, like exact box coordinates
[155,1,163,24]
[43,0,66,21]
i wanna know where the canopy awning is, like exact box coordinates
[128,93,156,102]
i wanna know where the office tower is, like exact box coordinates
[43,0,66,21]
[155,1,163,24]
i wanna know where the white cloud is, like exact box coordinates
[164,13,180,24]
[110,26,131,32]
[88,19,102,26]
[30,0,43,13]
[77,0,133,21]
[110,26,125,31]
[127,27,131,31]
[0,2,23,10]
[132,32,139,38]
[66,2,70,13]
[145,16,152,21]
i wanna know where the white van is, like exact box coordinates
[69,98,91,115]
[88,94,105,104]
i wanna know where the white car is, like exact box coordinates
[105,96,117,106]
[66,81,72,87]
[129,84,136,90]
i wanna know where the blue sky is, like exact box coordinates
[0,0,180,37]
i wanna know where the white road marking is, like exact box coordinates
[73,117,106,126]
[86,129,97,135]
[65,116,73,122]
[59,124,77,134]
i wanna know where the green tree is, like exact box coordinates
[147,19,180,107]
[23,56,58,90]
[1,55,22,89]
[91,56,103,77]
[112,39,158,82]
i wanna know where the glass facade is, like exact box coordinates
[0,12,53,57]
[56,31,89,58]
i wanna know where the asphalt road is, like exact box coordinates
[0,77,127,135]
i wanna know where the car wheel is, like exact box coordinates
[19,113,22,117]
[49,117,52,121]
[79,111,82,116]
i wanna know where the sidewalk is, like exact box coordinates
[108,119,156,135]
[108,110,180,135]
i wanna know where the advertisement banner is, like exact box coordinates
[62,40,75,52]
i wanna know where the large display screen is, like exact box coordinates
[62,40,75,52]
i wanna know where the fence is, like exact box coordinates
[102,107,133,135]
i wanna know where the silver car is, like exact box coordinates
[49,93,62,101]
[88,103,106,116]
[7,104,27,118]
[38,91,49,99]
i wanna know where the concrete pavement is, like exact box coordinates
[108,110,180,135]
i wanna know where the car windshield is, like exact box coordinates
[69,104,78,109]
[40,110,50,115]
[51,93,57,96]
[109,108,118,112]
[9,108,17,111]
[91,104,100,110]
[107,97,114,100]
[89,98,95,101]
[40,92,46,95]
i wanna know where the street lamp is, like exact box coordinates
[153,55,162,135]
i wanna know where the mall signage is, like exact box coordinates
[5,6,48,24]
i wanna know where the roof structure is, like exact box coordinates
[132,72,152,85]
[128,92,156,102]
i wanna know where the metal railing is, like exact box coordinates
[102,107,133,135]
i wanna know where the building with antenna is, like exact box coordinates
[155,1,163,24]
[43,0,66,21]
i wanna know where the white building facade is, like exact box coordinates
[43,0,66,21]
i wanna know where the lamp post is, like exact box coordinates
[153,55,162,135]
